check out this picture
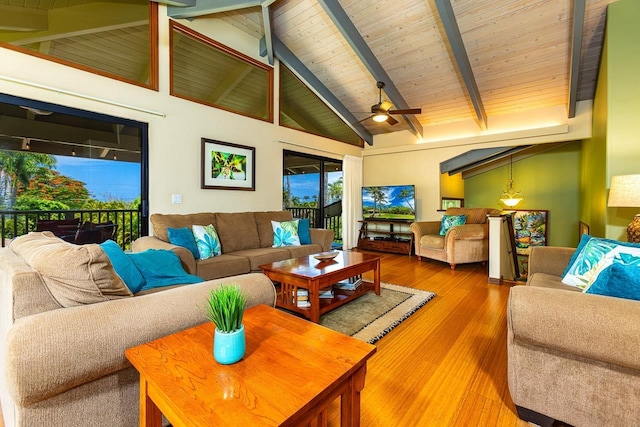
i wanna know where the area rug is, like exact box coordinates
[319,282,436,344]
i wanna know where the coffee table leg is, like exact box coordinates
[340,363,367,426]
[309,281,321,323]
[139,376,163,427]
[373,259,381,296]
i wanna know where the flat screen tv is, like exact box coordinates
[362,185,416,221]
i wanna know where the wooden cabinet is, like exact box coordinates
[357,220,413,255]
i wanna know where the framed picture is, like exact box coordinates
[512,210,549,256]
[201,138,255,191]
[441,197,464,210]
[579,221,590,238]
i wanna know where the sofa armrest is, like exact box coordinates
[410,221,441,239]
[5,273,276,406]
[310,228,334,252]
[508,286,640,372]
[132,236,196,275]
[527,246,575,278]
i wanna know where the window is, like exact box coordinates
[280,65,362,147]
[170,21,273,122]
[0,93,148,248]
[0,1,158,90]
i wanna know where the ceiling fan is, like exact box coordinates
[359,81,422,125]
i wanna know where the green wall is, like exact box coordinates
[465,141,582,248]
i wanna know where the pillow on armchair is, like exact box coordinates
[439,215,467,236]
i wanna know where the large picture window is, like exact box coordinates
[170,21,273,122]
[0,1,158,90]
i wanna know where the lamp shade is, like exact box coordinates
[608,174,640,207]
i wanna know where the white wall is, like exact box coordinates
[0,6,361,218]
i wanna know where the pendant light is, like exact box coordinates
[499,156,524,207]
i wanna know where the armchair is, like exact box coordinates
[410,207,499,269]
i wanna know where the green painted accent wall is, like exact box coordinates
[466,141,582,248]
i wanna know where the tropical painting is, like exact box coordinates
[513,210,549,255]
[201,138,255,190]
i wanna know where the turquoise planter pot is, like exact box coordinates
[213,325,245,364]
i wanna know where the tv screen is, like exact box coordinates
[362,185,416,221]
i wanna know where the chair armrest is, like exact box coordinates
[410,221,441,239]
[132,236,196,275]
[527,246,575,278]
[446,223,488,241]
[310,228,335,252]
[508,286,640,371]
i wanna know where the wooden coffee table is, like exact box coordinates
[259,250,381,323]
[126,304,376,427]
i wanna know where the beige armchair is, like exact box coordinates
[410,207,499,269]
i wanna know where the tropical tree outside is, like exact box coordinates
[0,151,56,209]
[327,177,343,203]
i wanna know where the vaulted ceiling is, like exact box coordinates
[166,0,616,145]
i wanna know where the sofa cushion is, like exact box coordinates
[151,213,216,243]
[9,232,132,307]
[192,224,222,259]
[167,227,200,259]
[527,272,582,292]
[196,254,251,280]
[285,244,323,258]
[272,220,301,247]
[255,211,293,248]
[215,212,260,253]
[439,215,466,236]
[230,247,292,270]
[562,235,640,289]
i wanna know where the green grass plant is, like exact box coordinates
[203,284,247,333]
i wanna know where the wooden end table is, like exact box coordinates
[259,251,381,323]
[126,304,377,427]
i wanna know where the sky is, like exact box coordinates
[285,171,342,200]
[54,155,140,202]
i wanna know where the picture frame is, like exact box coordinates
[441,197,464,210]
[201,138,255,191]
[579,221,590,238]
[512,210,549,256]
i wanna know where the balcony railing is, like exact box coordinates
[285,207,342,243]
[0,209,142,249]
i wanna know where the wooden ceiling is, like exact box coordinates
[172,0,616,144]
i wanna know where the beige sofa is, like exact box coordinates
[507,246,640,426]
[132,211,334,280]
[0,232,277,427]
[410,207,500,269]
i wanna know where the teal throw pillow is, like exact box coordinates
[439,215,466,236]
[562,237,640,289]
[127,249,204,292]
[167,227,200,260]
[298,218,312,245]
[100,240,146,293]
[272,220,301,247]
[192,224,222,260]
[561,233,593,277]
[583,253,640,301]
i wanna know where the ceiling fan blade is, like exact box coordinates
[357,115,374,124]
[386,116,398,125]
[380,100,393,112]
[389,108,422,115]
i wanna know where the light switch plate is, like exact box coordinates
[171,194,182,204]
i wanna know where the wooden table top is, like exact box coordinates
[125,304,377,426]
[259,250,381,280]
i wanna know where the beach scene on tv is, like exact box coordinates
[362,185,416,220]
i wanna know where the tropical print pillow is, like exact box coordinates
[272,220,301,247]
[439,215,467,236]
[192,224,222,260]
[562,237,640,289]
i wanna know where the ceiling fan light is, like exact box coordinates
[372,113,388,122]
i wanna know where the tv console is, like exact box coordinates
[357,219,414,256]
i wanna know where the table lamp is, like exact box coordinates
[608,174,640,243]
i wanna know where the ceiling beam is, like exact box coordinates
[261,4,274,65]
[434,0,488,131]
[273,36,373,146]
[168,0,260,19]
[568,0,586,118]
[316,0,423,140]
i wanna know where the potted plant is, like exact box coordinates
[203,284,247,364]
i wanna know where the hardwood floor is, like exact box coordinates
[327,250,529,427]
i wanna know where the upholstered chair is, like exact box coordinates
[410,207,500,269]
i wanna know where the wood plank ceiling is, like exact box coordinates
[185,0,616,144]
